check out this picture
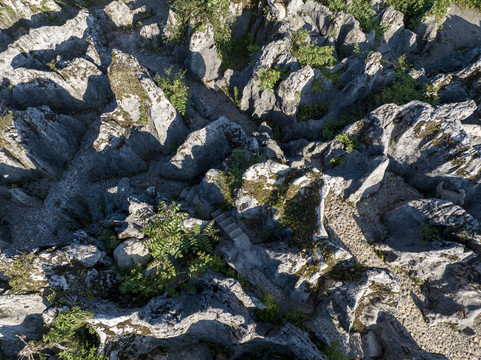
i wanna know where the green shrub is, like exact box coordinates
[316,0,383,34]
[257,67,282,92]
[218,149,266,207]
[207,255,251,291]
[335,134,360,153]
[386,0,431,29]
[98,229,119,254]
[297,103,328,122]
[322,341,351,360]
[220,33,260,71]
[254,294,281,323]
[290,29,335,68]
[347,0,385,34]
[166,0,231,47]
[155,67,190,115]
[43,308,93,344]
[120,202,219,299]
[43,307,105,360]
[420,223,443,242]
[284,309,309,328]
[328,155,346,169]
[0,253,38,294]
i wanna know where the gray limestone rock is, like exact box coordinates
[0,294,47,358]
[104,0,135,28]
[162,117,247,180]
[0,106,85,181]
[187,23,222,84]
[113,238,152,269]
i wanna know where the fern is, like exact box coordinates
[121,202,220,300]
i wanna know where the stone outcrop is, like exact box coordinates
[161,116,248,180]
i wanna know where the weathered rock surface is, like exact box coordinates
[186,23,222,84]
[0,106,85,181]
[113,238,151,268]
[162,116,247,180]
[0,294,47,358]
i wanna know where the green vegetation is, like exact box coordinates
[269,170,322,246]
[0,252,39,294]
[165,0,231,47]
[218,149,265,208]
[221,33,260,71]
[42,307,105,360]
[420,223,443,242]
[155,66,191,115]
[290,29,336,68]
[297,103,328,122]
[369,55,438,107]
[321,54,439,141]
[315,0,384,35]
[46,59,58,72]
[257,67,282,92]
[335,134,360,153]
[322,341,351,360]
[98,229,119,254]
[284,309,310,327]
[328,155,346,169]
[207,254,251,291]
[329,261,367,282]
[107,53,149,125]
[120,202,219,299]
[254,294,281,323]
[0,112,13,135]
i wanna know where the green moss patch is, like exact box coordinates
[108,55,150,125]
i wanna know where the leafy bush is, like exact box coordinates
[0,253,38,294]
[328,155,346,169]
[297,103,328,122]
[335,134,360,153]
[218,149,266,208]
[43,308,93,344]
[120,202,219,299]
[420,223,443,242]
[290,29,335,69]
[257,67,282,92]
[43,307,105,360]
[316,0,383,34]
[254,294,281,323]
[220,33,260,71]
[98,229,119,254]
[284,309,310,328]
[166,0,231,47]
[386,0,432,29]
[322,341,351,360]
[155,67,190,115]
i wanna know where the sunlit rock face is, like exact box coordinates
[1,0,481,358]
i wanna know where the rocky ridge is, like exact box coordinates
[0,0,481,359]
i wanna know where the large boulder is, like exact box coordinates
[0,10,110,111]
[351,100,481,218]
[91,273,321,359]
[0,294,47,358]
[162,117,247,180]
[113,238,152,269]
[0,106,85,181]
[186,23,222,84]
